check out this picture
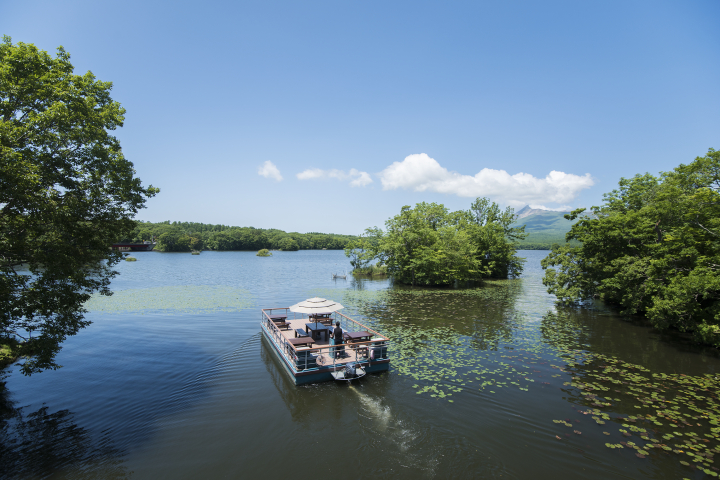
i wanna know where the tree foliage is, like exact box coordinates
[347,199,527,286]
[0,38,158,374]
[542,149,720,346]
[124,221,356,252]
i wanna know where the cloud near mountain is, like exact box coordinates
[379,153,594,206]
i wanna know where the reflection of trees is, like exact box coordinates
[541,306,720,376]
[0,388,129,480]
[349,280,524,353]
[541,310,720,478]
[348,276,391,292]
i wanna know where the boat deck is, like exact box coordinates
[276,317,368,366]
[260,308,390,384]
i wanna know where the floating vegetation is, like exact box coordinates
[84,285,254,314]
[352,264,388,276]
[310,283,720,475]
[310,283,541,400]
[125,257,137,262]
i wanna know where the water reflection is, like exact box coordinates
[260,336,313,423]
[542,311,720,479]
[5,250,720,479]
[0,390,129,480]
[547,305,720,375]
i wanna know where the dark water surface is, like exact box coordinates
[2,251,719,479]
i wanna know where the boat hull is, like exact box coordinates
[111,243,156,251]
[261,326,389,385]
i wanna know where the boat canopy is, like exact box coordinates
[288,297,344,314]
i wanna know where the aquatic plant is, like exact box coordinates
[83,285,254,314]
[310,283,720,475]
[125,257,137,262]
[256,249,272,257]
[352,265,388,276]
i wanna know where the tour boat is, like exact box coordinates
[260,298,390,385]
[111,241,156,251]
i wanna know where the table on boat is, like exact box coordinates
[288,337,314,348]
[267,314,287,322]
[343,331,372,343]
[343,331,372,356]
[305,322,332,341]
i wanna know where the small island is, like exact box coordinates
[352,264,388,276]
[256,249,272,257]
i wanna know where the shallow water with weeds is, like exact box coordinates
[2,250,719,479]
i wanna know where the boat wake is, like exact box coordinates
[348,384,392,431]
[348,385,439,477]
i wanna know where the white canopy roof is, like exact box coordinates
[288,297,344,314]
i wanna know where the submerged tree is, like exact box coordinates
[542,149,720,346]
[0,37,158,374]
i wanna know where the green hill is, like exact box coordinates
[511,206,579,249]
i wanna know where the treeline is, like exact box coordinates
[542,149,720,347]
[516,236,582,250]
[517,243,558,250]
[121,221,357,252]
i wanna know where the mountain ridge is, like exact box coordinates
[511,205,578,249]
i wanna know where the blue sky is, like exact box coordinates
[3,0,719,234]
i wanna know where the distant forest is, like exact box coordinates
[122,221,358,252]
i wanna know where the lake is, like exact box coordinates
[2,250,719,479]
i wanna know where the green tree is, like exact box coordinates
[542,149,720,346]
[344,233,377,270]
[278,237,299,251]
[353,199,525,286]
[464,198,528,278]
[0,38,158,374]
[189,236,203,251]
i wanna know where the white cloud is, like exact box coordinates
[296,168,373,187]
[380,153,593,205]
[258,161,283,181]
[348,169,372,187]
[528,204,573,211]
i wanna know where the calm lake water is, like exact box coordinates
[2,250,719,479]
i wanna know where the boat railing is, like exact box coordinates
[261,309,295,365]
[260,308,390,373]
[285,338,391,372]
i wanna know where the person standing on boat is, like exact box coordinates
[332,321,344,358]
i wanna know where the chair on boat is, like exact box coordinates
[294,348,318,370]
[310,313,333,326]
[369,343,388,359]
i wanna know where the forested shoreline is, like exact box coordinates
[542,149,720,348]
[122,221,358,252]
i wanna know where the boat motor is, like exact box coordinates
[345,362,356,377]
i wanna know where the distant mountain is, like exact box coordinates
[515,205,564,220]
[511,206,578,249]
